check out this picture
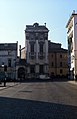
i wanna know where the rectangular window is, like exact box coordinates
[60,69,63,74]
[52,54,53,58]
[8,51,11,55]
[45,37,47,40]
[30,44,34,52]
[2,62,4,66]
[40,38,43,40]
[60,62,62,67]
[51,62,54,67]
[31,38,34,40]
[35,36,38,40]
[39,65,44,74]
[60,54,62,58]
[26,36,29,40]
[39,44,43,53]
[8,59,11,67]
[30,65,35,73]
[35,33,38,36]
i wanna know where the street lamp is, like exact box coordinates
[14,59,16,81]
[2,64,7,86]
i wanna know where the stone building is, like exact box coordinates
[0,42,18,80]
[48,41,68,78]
[25,23,49,78]
[15,45,27,80]
[16,57,26,80]
[66,11,77,80]
[21,47,26,59]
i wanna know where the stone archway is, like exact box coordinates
[18,67,25,80]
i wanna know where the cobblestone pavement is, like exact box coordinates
[0,82,18,90]
[0,81,77,119]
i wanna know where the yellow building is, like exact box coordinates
[48,41,68,78]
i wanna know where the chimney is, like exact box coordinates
[44,23,46,27]
[16,41,18,56]
[19,45,21,59]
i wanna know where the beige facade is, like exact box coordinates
[66,11,77,80]
[21,47,26,59]
[48,41,68,78]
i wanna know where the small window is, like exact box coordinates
[60,62,62,67]
[8,59,11,67]
[35,33,38,36]
[60,54,62,58]
[60,69,63,74]
[39,44,43,53]
[30,44,34,53]
[39,65,44,74]
[8,51,11,55]
[4,65,7,71]
[26,36,29,40]
[52,54,53,58]
[35,37,38,40]
[2,62,4,66]
[51,72,54,75]
[40,38,43,40]
[30,65,35,73]
[31,38,34,40]
[45,37,47,40]
[51,62,54,67]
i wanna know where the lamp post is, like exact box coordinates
[14,59,16,81]
[2,64,7,87]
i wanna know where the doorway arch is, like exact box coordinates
[18,67,25,80]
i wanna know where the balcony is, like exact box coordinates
[38,52,45,59]
[29,52,36,59]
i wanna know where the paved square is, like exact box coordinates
[0,81,77,119]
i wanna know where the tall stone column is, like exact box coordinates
[35,40,39,76]
[45,40,48,64]
[36,40,39,64]
[44,40,48,74]
[26,40,29,63]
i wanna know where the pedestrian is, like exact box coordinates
[4,77,6,87]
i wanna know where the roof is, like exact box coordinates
[48,41,61,49]
[0,43,17,50]
[48,48,68,53]
[66,13,77,28]
[48,41,68,53]
[25,23,49,32]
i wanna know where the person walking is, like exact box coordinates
[4,76,6,87]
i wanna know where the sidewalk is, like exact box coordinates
[68,80,77,85]
[0,82,18,90]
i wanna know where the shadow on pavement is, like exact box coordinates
[0,96,77,119]
[17,78,74,83]
[0,85,5,87]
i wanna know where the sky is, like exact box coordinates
[0,0,77,49]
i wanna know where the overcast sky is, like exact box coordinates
[0,0,77,49]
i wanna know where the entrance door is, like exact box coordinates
[18,67,25,80]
